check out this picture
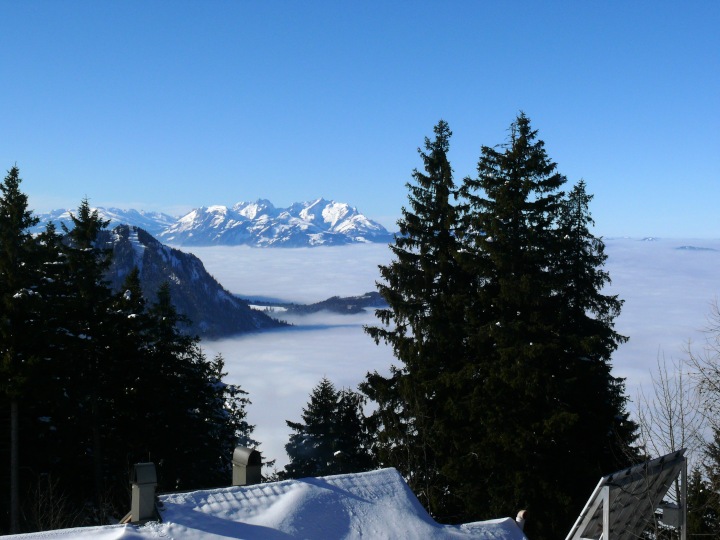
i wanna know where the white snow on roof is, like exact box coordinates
[6,524,145,539]
[7,468,527,539]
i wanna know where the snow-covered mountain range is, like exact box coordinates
[33,199,394,247]
[35,207,177,236]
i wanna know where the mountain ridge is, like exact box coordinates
[32,198,394,247]
[103,224,285,338]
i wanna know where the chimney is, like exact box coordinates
[130,462,157,522]
[516,509,528,531]
[232,446,262,486]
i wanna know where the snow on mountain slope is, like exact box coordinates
[234,198,278,220]
[33,199,394,247]
[159,198,393,247]
[105,225,283,338]
[32,207,176,236]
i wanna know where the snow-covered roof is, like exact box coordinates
[8,468,527,539]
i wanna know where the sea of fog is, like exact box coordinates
[184,239,720,469]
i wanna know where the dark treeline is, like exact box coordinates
[0,167,256,534]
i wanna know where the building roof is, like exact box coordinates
[8,468,527,539]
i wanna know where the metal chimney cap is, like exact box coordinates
[130,462,157,485]
[232,446,261,468]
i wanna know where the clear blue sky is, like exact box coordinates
[1,1,718,236]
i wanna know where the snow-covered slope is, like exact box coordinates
[104,225,284,338]
[8,468,527,539]
[159,198,393,247]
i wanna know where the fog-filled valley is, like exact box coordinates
[186,239,720,469]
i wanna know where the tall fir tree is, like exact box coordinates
[136,282,257,491]
[454,114,637,538]
[554,180,637,472]
[284,377,339,479]
[59,199,114,505]
[363,116,637,538]
[333,388,374,473]
[362,120,470,517]
[0,166,41,533]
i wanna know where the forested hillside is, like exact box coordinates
[104,224,284,337]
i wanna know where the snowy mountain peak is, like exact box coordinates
[297,198,350,228]
[322,201,354,228]
[33,199,393,248]
[160,198,392,247]
[233,199,277,220]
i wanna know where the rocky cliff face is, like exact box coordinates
[104,225,284,338]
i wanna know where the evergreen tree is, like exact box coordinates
[333,388,374,473]
[57,200,114,504]
[102,267,154,493]
[362,120,469,517]
[283,377,373,479]
[0,166,41,533]
[0,178,261,532]
[554,180,638,471]
[454,114,637,537]
[363,116,637,538]
[284,377,338,479]
[25,219,105,523]
[686,466,720,537]
[134,282,256,491]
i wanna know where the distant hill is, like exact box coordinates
[33,199,394,247]
[246,291,387,315]
[102,225,285,338]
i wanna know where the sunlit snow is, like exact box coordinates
[9,469,527,539]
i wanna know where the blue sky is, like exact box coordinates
[1,1,718,236]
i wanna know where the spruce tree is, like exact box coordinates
[363,116,637,537]
[58,199,114,504]
[554,180,638,472]
[455,114,637,538]
[362,120,469,517]
[136,283,256,491]
[334,388,374,473]
[0,166,41,533]
[284,377,339,479]
[686,466,720,536]
[103,267,154,492]
[0,183,261,531]
[283,377,373,479]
